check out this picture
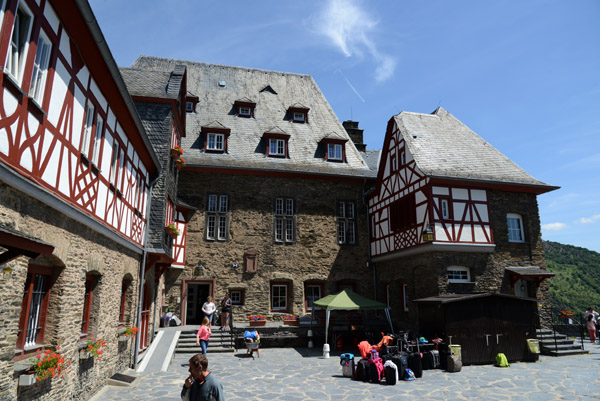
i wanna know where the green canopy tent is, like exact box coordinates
[311,289,394,349]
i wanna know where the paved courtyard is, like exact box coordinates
[93,343,600,400]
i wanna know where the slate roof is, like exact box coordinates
[119,68,182,100]
[129,56,375,179]
[394,107,556,189]
[505,266,555,278]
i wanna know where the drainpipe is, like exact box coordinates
[363,180,376,300]
[132,177,158,369]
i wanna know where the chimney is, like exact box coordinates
[343,120,366,152]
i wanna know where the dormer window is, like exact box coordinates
[320,134,348,163]
[262,127,290,158]
[328,144,343,161]
[234,99,256,118]
[201,123,231,153]
[185,94,199,113]
[207,133,224,151]
[288,104,309,123]
[293,112,305,122]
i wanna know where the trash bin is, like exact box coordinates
[450,345,462,361]
[525,339,540,362]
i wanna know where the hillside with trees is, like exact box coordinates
[543,240,600,318]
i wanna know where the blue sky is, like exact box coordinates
[90,0,600,252]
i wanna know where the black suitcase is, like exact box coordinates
[422,350,440,370]
[369,359,383,383]
[408,352,423,378]
[390,353,408,374]
[385,364,397,385]
[355,359,370,382]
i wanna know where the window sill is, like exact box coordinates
[448,281,475,284]
[3,71,27,97]
[28,96,48,119]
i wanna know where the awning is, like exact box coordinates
[0,226,55,264]
[505,266,555,285]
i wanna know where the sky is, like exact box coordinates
[89,0,600,252]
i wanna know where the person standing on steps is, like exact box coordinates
[181,354,224,401]
[201,296,216,326]
[196,317,212,355]
[220,293,232,331]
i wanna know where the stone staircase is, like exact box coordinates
[537,329,589,357]
[176,328,236,354]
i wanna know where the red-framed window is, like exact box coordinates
[263,132,290,158]
[304,282,323,312]
[289,106,309,123]
[81,274,97,337]
[16,264,52,352]
[201,127,231,153]
[389,194,416,232]
[234,100,256,118]
[270,282,290,312]
[321,138,347,162]
[166,197,175,224]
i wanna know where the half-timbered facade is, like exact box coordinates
[368,107,558,327]
[130,56,378,325]
[0,1,160,399]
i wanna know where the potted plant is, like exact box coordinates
[165,223,180,239]
[119,326,139,342]
[81,336,106,360]
[282,315,299,326]
[248,315,266,327]
[171,145,183,159]
[175,157,186,170]
[21,347,70,386]
[558,310,575,320]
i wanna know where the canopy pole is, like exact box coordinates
[323,308,331,358]
[384,308,394,335]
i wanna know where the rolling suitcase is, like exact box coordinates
[390,353,408,374]
[369,358,384,383]
[408,352,423,378]
[447,353,462,372]
[355,359,370,382]
[384,361,398,385]
[340,353,355,377]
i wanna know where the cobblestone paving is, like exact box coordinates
[92,344,600,400]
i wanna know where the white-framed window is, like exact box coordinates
[391,154,397,172]
[133,172,141,209]
[271,283,288,311]
[507,213,524,243]
[293,111,305,122]
[447,266,471,283]
[400,150,406,165]
[269,138,286,156]
[116,148,125,190]
[304,284,322,311]
[81,104,95,157]
[239,106,251,116]
[91,116,104,166]
[441,199,450,219]
[186,102,193,112]
[274,197,295,243]
[328,143,343,161]
[29,31,52,104]
[230,290,243,305]
[402,283,409,312]
[337,201,356,245]
[206,133,224,151]
[5,1,33,84]
[206,194,228,241]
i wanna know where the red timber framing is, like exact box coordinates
[140,281,150,349]
[0,0,157,249]
[172,209,187,268]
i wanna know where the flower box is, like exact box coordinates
[249,320,266,327]
[19,372,36,387]
[171,147,183,159]
[283,320,299,326]
[165,224,180,239]
[175,158,186,170]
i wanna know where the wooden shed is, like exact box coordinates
[414,293,538,365]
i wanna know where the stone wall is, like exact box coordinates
[376,189,553,330]
[171,172,373,322]
[0,183,141,401]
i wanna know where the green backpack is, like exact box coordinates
[495,353,509,367]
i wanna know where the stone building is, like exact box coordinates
[129,56,379,325]
[0,1,161,399]
[367,107,558,328]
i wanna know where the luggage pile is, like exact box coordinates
[341,332,462,385]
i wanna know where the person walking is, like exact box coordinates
[181,354,224,401]
[196,317,211,355]
[201,296,216,325]
[585,306,599,343]
[220,293,232,331]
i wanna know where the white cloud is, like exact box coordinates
[314,0,396,82]
[578,214,600,224]
[542,222,567,231]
